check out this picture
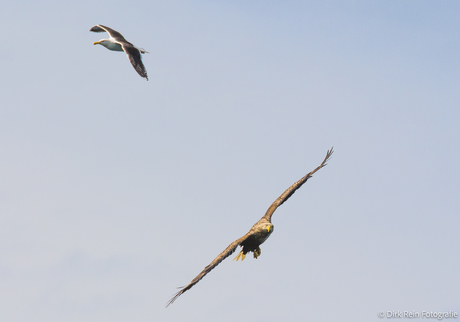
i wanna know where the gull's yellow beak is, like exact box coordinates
[93,41,100,45]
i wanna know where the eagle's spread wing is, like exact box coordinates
[166,232,252,307]
[89,25,128,43]
[262,147,333,221]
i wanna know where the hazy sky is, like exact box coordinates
[1,1,459,321]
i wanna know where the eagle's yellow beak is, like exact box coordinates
[267,226,271,232]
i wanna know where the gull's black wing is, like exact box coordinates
[122,44,148,80]
[89,24,128,43]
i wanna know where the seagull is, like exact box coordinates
[90,24,149,80]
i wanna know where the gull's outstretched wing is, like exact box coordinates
[89,24,128,43]
[262,147,333,222]
[122,44,148,80]
[166,232,251,307]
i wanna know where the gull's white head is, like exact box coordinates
[93,39,123,52]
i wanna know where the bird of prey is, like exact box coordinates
[166,147,334,306]
[90,24,149,80]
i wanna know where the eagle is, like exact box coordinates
[166,147,333,306]
[90,24,149,80]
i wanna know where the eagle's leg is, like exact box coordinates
[233,251,246,261]
[253,247,261,259]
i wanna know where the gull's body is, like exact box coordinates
[90,24,148,80]
[167,147,334,306]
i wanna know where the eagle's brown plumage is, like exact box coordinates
[166,147,333,307]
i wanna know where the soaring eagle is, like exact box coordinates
[90,25,149,80]
[167,147,333,306]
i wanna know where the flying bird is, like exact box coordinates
[166,147,334,307]
[90,24,149,80]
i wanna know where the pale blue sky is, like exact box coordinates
[1,1,459,321]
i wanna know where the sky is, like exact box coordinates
[1,1,459,321]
